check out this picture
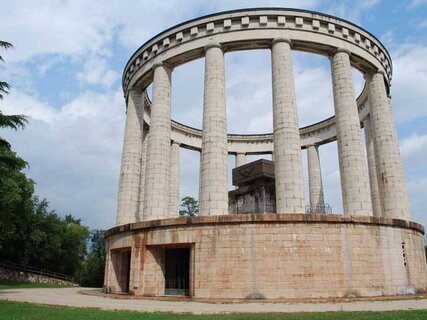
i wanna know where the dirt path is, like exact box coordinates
[1,288,427,314]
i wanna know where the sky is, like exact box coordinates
[1,0,427,230]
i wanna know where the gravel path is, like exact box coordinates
[1,288,427,314]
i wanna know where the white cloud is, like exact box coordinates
[325,0,381,23]
[1,0,116,62]
[1,0,320,63]
[225,50,273,134]
[2,88,125,229]
[391,44,427,123]
[380,31,395,47]
[2,90,56,122]
[401,132,427,160]
[407,177,427,227]
[76,57,119,88]
[408,0,427,9]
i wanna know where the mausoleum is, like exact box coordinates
[104,8,427,299]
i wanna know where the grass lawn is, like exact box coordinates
[0,300,426,320]
[0,280,72,289]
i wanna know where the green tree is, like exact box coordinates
[0,149,34,255]
[0,40,27,152]
[0,40,90,280]
[80,230,105,287]
[179,196,198,217]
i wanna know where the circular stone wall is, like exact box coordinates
[107,7,427,299]
[104,215,427,299]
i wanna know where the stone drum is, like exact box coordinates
[104,8,427,299]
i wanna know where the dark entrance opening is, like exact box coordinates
[165,248,190,296]
[122,250,131,293]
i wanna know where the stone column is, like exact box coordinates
[271,37,305,213]
[143,63,172,221]
[169,141,180,217]
[137,126,149,221]
[129,241,142,295]
[331,49,372,216]
[363,116,382,217]
[367,72,410,219]
[235,152,246,168]
[116,89,144,226]
[307,144,325,213]
[199,43,228,216]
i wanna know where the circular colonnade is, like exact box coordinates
[104,8,427,299]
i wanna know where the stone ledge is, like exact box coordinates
[107,214,424,238]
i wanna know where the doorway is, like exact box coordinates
[122,250,131,293]
[110,248,131,293]
[164,248,190,296]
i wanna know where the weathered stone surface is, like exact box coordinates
[307,145,325,212]
[116,89,145,226]
[232,159,274,187]
[363,116,382,217]
[229,180,276,214]
[229,159,275,214]
[109,7,423,300]
[331,50,372,216]
[367,72,410,220]
[169,142,180,217]
[235,153,246,168]
[271,38,305,213]
[104,216,427,299]
[199,43,228,216]
[143,64,172,221]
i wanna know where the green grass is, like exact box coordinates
[0,300,426,320]
[0,280,72,289]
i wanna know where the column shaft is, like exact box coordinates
[367,72,410,219]
[137,126,149,222]
[199,43,228,216]
[271,38,305,213]
[169,142,180,216]
[116,89,144,226]
[363,116,382,217]
[143,64,172,220]
[331,50,372,216]
[235,152,246,168]
[307,145,325,212]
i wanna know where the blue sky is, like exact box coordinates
[1,0,427,230]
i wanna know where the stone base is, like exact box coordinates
[104,214,427,299]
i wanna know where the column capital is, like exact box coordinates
[204,41,223,52]
[306,143,319,149]
[128,87,142,94]
[152,61,173,71]
[271,36,292,47]
[334,47,351,56]
[363,69,386,81]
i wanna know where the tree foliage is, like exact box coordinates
[0,40,27,164]
[80,230,105,287]
[0,40,92,280]
[179,196,198,217]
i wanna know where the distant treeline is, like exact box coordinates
[0,150,105,286]
[0,40,104,287]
